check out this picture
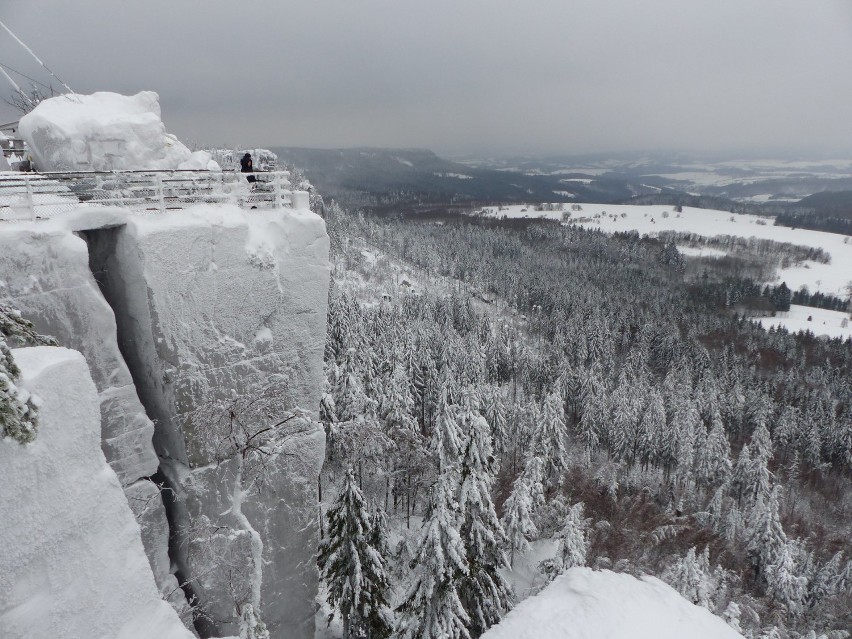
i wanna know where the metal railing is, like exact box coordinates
[0,169,303,221]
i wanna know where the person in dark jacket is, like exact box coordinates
[240,152,257,183]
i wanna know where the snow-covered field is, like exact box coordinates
[477,204,852,297]
[754,305,852,340]
[482,568,743,639]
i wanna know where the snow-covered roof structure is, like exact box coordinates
[482,568,744,639]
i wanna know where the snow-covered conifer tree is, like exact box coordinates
[530,391,568,487]
[319,469,394,639]
[664,546,713,608]
[808,551,845,607]
[433,385,465,474]
[694,412,732,488]
[457,412,512,636]
[746,485,787,589]
[334,347,370,423]
[765,540,807,616]
[1,304,56,444]
[747,422,774,505]
[544,502,589,578]
[484,385,509,456]
[730,444,753,506]
[638,389,667,471]
[501,458,543,569]
[395,472,470,639]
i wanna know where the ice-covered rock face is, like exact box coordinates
[91,204,330,638]
[0,347,193,639]
[0,223,159,484]
[0,202,330,638]
[18,91,192,171]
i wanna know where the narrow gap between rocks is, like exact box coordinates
[78,226,215,638]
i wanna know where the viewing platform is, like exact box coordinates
[0,168,307,221]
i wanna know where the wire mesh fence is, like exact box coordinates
[0,170,298,221]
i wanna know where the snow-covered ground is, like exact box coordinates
[753,305,852,340]
[482,568,743,639]
[477,204,852,297]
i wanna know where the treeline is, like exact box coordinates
[656,231,832,266]
[774,212,852,237]
[686,279,793,313]
[790,288,850,313]
[623,192,795,217]
[775,192,852,236]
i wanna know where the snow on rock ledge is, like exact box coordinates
[483,568,743,639]
[19,91,192,171]
[0,347,192,639]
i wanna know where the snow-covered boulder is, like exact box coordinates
[0,346,193,639]
[483,568,743,639]
[19,91,192,171]
[178,149,221,171]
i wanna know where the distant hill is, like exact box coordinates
[272,147,660,213]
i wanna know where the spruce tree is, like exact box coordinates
[501,457,542,569]
[457,413,512,637]
[433,385,465,474]
[765,541,807,616]
[531,391,568,487]
[664,547,713,608]
[395,472,470,639]
[319,469,394,639]
[746,485,787,589]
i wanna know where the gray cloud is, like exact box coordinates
[2,1,851,156]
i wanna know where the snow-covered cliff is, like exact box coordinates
[98,204,330,637]
[0,204,330,637]
[0,347,193,639]
[1,90,330,638]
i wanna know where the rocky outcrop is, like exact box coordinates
[0,221,159,485]
[0,203,330,638]
[108,205,329,638]
[0,346,193,639]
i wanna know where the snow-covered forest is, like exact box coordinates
[314,199,852,639]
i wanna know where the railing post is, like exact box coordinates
[156,172,165,213]
[273,171,282,209]
[24,174,35,221]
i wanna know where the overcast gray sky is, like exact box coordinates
[1,1,851,156]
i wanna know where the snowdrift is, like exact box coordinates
[482,568,743,639]
[0,347,192,639]
[18,91,195,171]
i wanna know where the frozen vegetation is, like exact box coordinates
[315,201,851,639]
